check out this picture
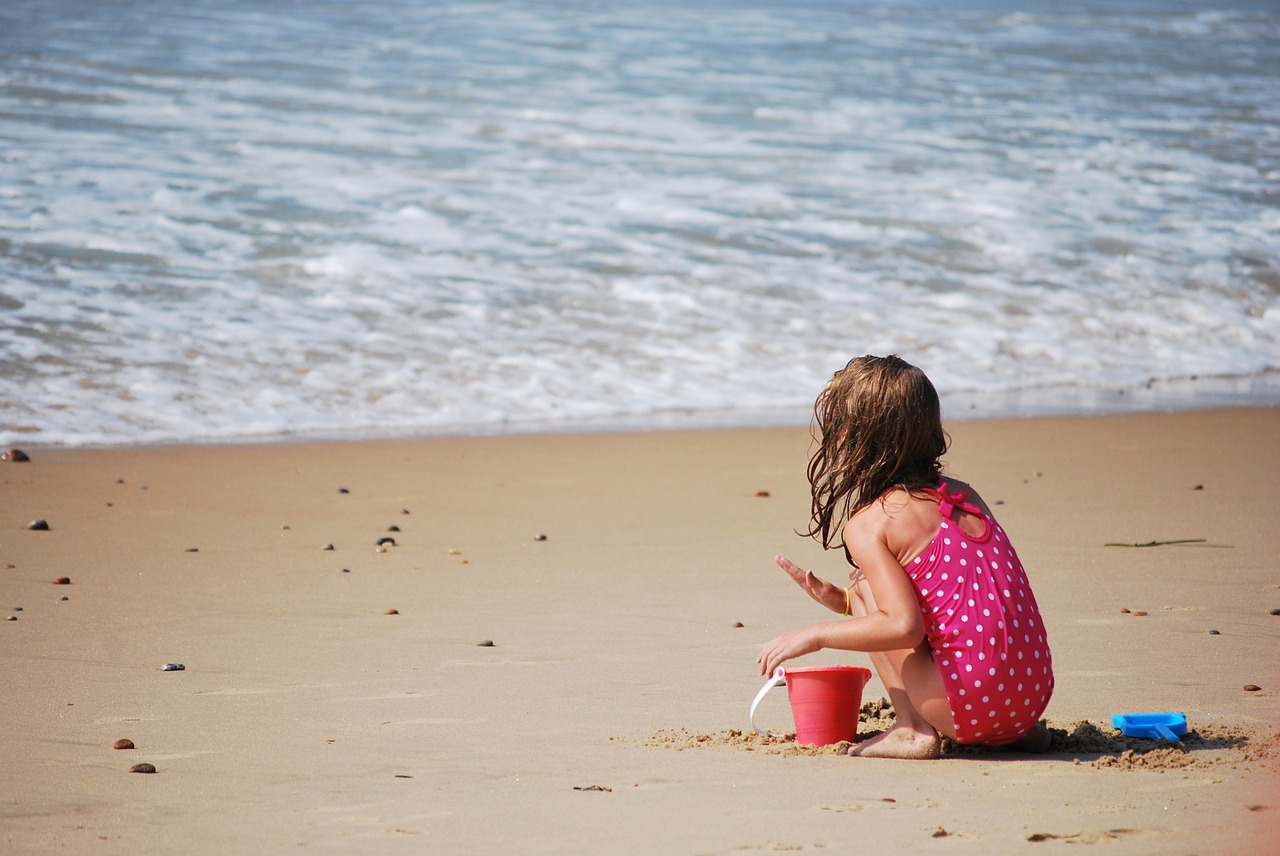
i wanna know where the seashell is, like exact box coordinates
[2,449,30,462]
[28,519,50,531]
[161,663,185,671]
[376,537,397,547]
[129,763,156,774]
[114,738,135,750]
[53,577,71,585]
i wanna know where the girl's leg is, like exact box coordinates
[847,576,955,759]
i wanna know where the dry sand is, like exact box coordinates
[2,408,1278,854]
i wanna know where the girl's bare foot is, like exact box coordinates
[848,724,942,759]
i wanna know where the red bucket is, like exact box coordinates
[751,665,871,746]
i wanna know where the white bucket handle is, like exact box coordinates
[749,666,788,737]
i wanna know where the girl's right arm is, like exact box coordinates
[774,555,850,614]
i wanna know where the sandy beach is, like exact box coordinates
[2,408,1277,854]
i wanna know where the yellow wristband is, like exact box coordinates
[844,585,853,617]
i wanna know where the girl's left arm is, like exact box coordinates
[757,512,925,676]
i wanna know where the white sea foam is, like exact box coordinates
[0,0,1276,446]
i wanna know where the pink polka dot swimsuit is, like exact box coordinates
[908,481,1053,745]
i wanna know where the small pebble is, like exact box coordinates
[113,739,135,750]
[476,639,494,647]
[401,508,410,515]
[534,534,547,541]
[1270,609,1280,616]
[2,449,31,462]
[339,568,350,573]
[448,548,461,555]
[1132,610,1148,617]
[1119,607,1130,614]
[338,487,350,494]
[387,525,400,532]
[53,577,71,585]
[13,607,22,612]
[1192,484,1204,490]
[375,546,386,553]
[161,663,185,671]
[752,490,770,497]
[1243,684,1261,692]
[28,519,50,531]
[732,621,745,628]
[1209,629,1220,635]
[384,608,399,615]
[323,543,335,550]
[59,596,68,601]
[184,547,198,552]
[129,763,156,774]
[115,478,125,484]
[6,615,15,621]
[376,537,396,547]
[279,524,290,530]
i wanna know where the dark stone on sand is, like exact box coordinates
[376,537,397,547]
[184,547,198,552]
[13,607,21,611]
[1271,608,1280,616]
[1209,629,1220,635]
[116,479,125,484]
[401,508,410,515]
[476,639,494,647]
[752,490,770,497]
[384,608,399,615]
[129,763,156,774]
[114,738,135,750]
[28,519,50,531]
[1131,610,1148,616]
[534,534,547,541]
[59,596,68,601]
[732,622,745,628]
[1243,684,1261,692]
[340,568,350,573]
[53,577,71,585]
[387,525,400,532]
[338,487,350,494]
[161,663,185,671]
[1193,484,1204,490]
[6,615,15,621]
[2,449,30,462]
[323,544,335,550]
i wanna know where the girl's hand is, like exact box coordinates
[775,555,848,614]
[757,626,821,676]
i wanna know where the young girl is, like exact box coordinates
[757,355,1053,759]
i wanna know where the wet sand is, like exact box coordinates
[2,408,1278,853]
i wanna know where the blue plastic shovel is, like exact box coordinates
[1110,712,1187,741]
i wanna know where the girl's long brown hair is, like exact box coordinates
[804,355,948,550]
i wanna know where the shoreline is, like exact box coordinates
[6,370,1279,452]
[2,408,1277,853]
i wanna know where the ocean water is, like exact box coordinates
[2,0,1277,447]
